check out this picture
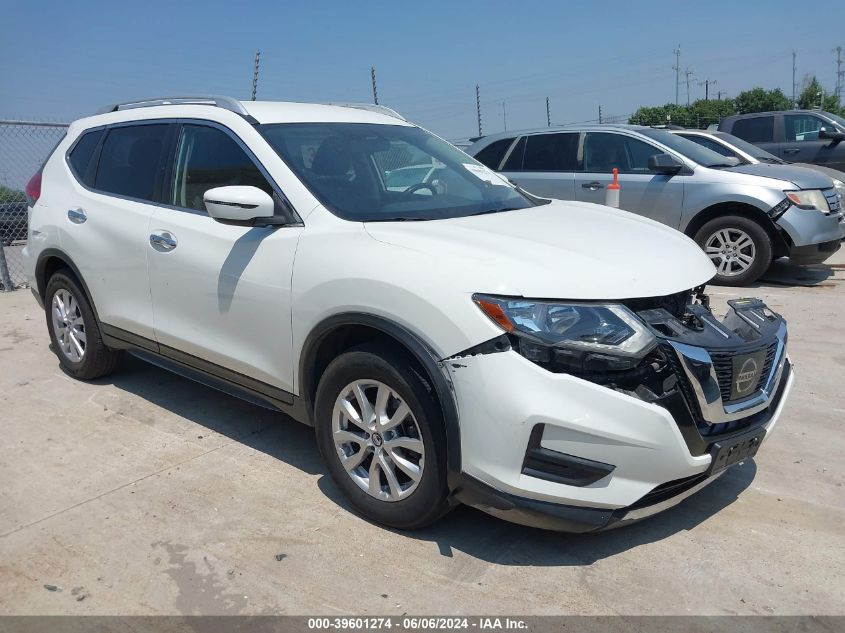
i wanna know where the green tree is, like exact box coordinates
[733,87,792,114]
[797,75,840,111]
[688,98,736,128]
[0,185,25,203]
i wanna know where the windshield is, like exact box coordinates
[259,123,536,221]
[713,131,783,163]
[639,128,735,167]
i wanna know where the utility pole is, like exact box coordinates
[792,49,798,107]
[476,84,482,137]
[371,67,379,105]
[251,50,261,101]
[836,46,843,105]
[699,78,716,101]
[683,68,695,106]
[501,100,507,131]
[598,104,602,124]
[673,45,681,105]
[546,97,551,127]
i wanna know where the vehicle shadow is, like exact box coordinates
[751,259,837,288]
[94,355,757,567]
[319,460,757,566]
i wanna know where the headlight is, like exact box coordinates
[832,179,845,202]
[473,295,657,360]
[785,189,830,211]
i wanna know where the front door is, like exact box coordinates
[573,131,685,228]
[147,122,303,393]
[781,113,845,170]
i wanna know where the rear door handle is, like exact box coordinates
[783,148,800,155]
[582,181,604,190]
[149,231,178,252]
[67,208,87,224]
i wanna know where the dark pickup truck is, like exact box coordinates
[718,110,845,172]
[0,202,28,245]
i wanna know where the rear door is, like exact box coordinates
[729,115,780,156]
[573,131,684,228]
[781,113,845,169]
[499,132,579,199]
[147,121,303,393]
[61,122,173,340]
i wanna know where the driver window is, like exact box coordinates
[784,115,828,142]
[171,124,274,212]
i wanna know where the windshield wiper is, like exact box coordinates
[758,157,785,164]
[468,207,522,217]
[365,217,434,222]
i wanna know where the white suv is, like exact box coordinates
[23,96,794,531]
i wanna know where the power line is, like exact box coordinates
[371,67,379,105]
[698,78,717,100]
[546,97,551,127]
[836,46,843,105]
[476,84,482,137]
[250,50,260,101]
[683,68,695,105]
[792,49,798,107]
[673,45,681,105]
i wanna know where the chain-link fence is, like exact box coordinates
[0,120,69,291]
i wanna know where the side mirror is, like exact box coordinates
[818,127,844,143]
[204,186,275,225]
[648,153,684,174]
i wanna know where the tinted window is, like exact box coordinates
[474,138,514,169]
[501,136,526,170]
[260,122,535,221]
[171,125,273,211]
[731,117,774,143]
[784,114,829,142]
[94,125,170,201]
[521,133,579,171]
[678,134,736,158]
[583,133,661,173]
[68,129,104,185]
[639,128,733,167]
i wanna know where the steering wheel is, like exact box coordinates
[400,182,438,197]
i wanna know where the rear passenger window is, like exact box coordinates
[68,129,104,185]
[170,125,274,212]
[473,138,515,169]
[94,125,170,201]
[731,117,774,144]
[522,133,579,171]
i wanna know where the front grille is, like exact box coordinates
[710,342,778,404]
[824,188,841,215]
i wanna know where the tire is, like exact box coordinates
[314,343,449,530]
[694,215,773,286]
[45,270,123,380]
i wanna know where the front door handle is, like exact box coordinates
[582,181,604,190]
[67,208,87,224]
[149,231,178,252]
[783,148,800,155]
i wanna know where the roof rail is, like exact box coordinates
[325,102,406,121]
[95,95,250,117]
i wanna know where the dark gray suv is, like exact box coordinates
[718,110,845,172]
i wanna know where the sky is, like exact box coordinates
[1,0,843,140]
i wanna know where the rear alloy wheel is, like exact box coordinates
[315,344,449,529]
[694,215,772,286]
[45,271,123,379]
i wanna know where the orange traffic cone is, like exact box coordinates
[605,168,620,208]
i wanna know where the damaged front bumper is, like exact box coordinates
[447,296,794,532]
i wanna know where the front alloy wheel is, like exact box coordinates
[314,344,449,529]
[332,379,425,501]
[704,228,756,278]
[51,288,87,362]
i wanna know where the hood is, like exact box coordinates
[725,163,835,189]
[795,162,845,185]
[365,201,715,300]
